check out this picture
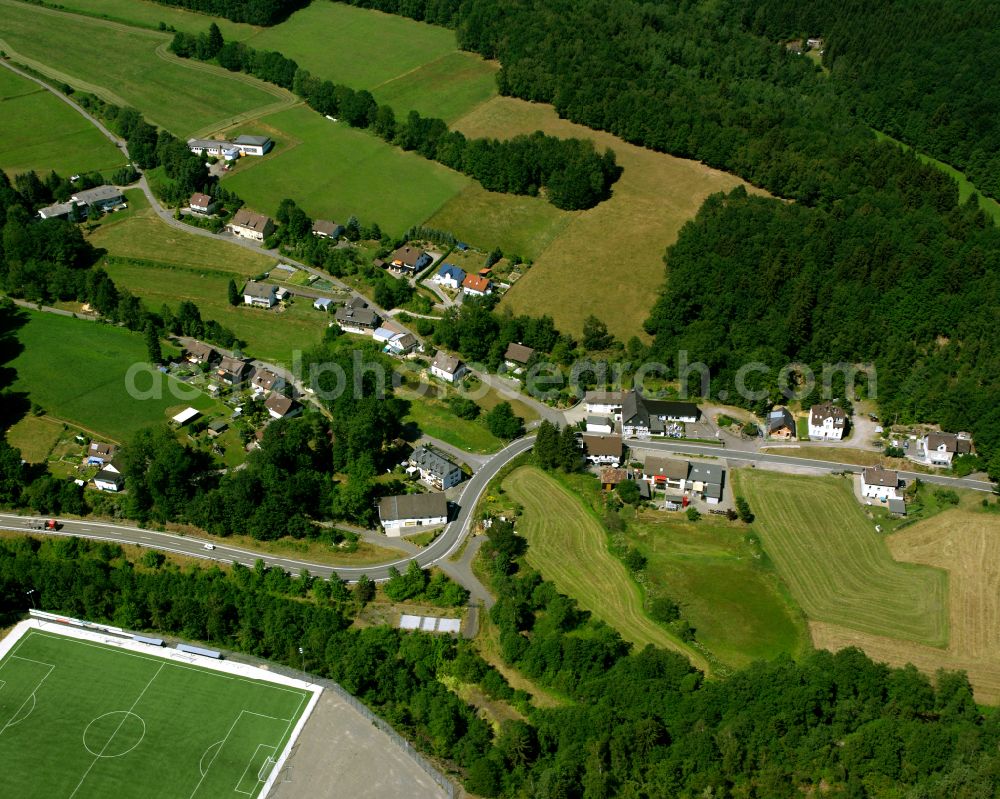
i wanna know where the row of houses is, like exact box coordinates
[187,135,273,160]
[431,262,493,296]
[38,186,126,220]
[185,344,300,419]
[598,457,726,507]
[225,207,343,243]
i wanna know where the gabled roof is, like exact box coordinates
[863,465,898,487]
[251,367,280,391]
[189,192,213,207]
[432,351,462,374]
[462,274,491,293]
[186,341,217,362]
[335,305,379,327]
[378,492,448,523]
[622,391,700,425]
[230,208,273,232]
[218,355,249,375]
[925,432,972,454]
[410,446,461,479]
[585,390,626,405]
[94,468,124,485]
[89,441,116,458]
[234,134,271,147]
[767,407,795,433]
[810,402,846,427]
[582,434,622,458]
[504,342,535,364]
[436,263,466,282]
[390,246,428,268]
[644,456,687,479]
[243,280,276,300]
[72,185,123,205]
[312,219,343,237]
[265,392,296,417]
[599,467,628,485]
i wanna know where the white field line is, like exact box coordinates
[0,658,53,735]
[257,688,319,799]
[69,663,164,798]
[234,743,277,795]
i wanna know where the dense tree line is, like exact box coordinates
[0,537,499,768]
[738,0,1000,199]
[644,185,1000,478]
[147,0,306,25]
[324,0,462,27]
[170,27,621,210]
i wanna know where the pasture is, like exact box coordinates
[0,625,314,799]
[812,507,1000,704]
[4,416,63,463]
[0,0,285,136]
[9,310,221,441]
[451,96,757,340]
[503,466,710,673]
[733,470,949,646]
[43,0,259,38]
[625,512,810,669]
[220,106,470,236]
[0,68,125,178]
[398,387,503,455]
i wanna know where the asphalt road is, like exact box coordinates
[626,438,996,492]
[0,437,534,583]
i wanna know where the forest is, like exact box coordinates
[737,0,1000,200]
[170,26,621,210]
[148,0,307,25]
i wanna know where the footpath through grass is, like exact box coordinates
[503,466,710,673]
[0,627,310,799]
[734,470,949,646]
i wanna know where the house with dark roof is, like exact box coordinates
[586,415,614,434]
[335,302,380,334]
[808,402,847,440]
[642,456,688,490]
[432,263,466,290]
[214,355,251,386]
[250,367,284,396]
[233,134,273,156]
[431,352,466,383]
[378,493,449,536]
[189,193,218,215]
[504,342,535,368]
[312,219,344,239]
[409,446,464,490]
[599,467,628,490]
[265,392,300,420]
[228,209,274,242]
[621,391,700,437]
[861,465,899,500]
[919,432,973,467]
[584,390,626,418]
[72,185,124,211]
[582,434,623,466]
[38,201,78,221]
[389,246,432,275]
[687,462,724,504]
[243,280,278,308]
[87,441,116,466]
[93,459,125,492]
[185,341,218,365]
[767,407,796,439]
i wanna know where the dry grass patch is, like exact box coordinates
[450,96,760,341]
[812,508,1000,703]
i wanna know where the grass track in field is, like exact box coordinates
[503,466,710,673]
[0,68,126,178]
[10,310,222,441]
[0,0,282,136]
[0,628,310,798]
[733,470,949,646]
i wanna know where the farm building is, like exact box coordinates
[378,492,449,536]
[808,402,847,440]
[243,281,278,308]
[228,209,275,242]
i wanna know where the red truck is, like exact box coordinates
[29,519,60,530]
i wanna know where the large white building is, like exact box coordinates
[378,493,449,537]
[431,352,466,383]
[861,465,899,500]
[919,432,973,467]
[584,390,626,418]
[808,402,847,440]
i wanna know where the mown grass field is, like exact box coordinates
[0,67,125,178]
[10,310,221,441]
[450,96,759,340]
[625,511,810,669]
[221,106,470,235]
[44,0,259,37]
[0,0,283,136]
[733,470,949,646]
[4,415,64,463]
[503,466,710,673]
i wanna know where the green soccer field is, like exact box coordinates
[0,627,313,799]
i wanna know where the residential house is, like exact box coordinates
[378,493,449,536]
[38,201,78,221]
[599,467,628,490]
[386,332,417,356]
[582,434,623,466]
[920,432,973,467]
[586,416,615,434]
[462,274,492,297]
[265,392,300,420]
[621,391,700,438]
[312,219,344,239]
[389,246,432,275]
[250,367,284,396]
[93,459,125,492]
[72,185,124,212]
[228,209,275,242]
[87,441,116,466]
[188,193,218,215]
[313,297,333,312]
[687,463,724,504]
[504,343,535,369]
[584,390,626,418]
[233,135,273,156]
[186,341,218,365]
[215,355,251,386]
[432,264,466,290]
[335,301,380,334]
[243,280,278,308]
[861,465,900,500]
[409,446,464,490]
[808,402,847,441]
[807,37,824,50]
[766,407,796,439]
[431,352,466,383]
[643,457,687,491]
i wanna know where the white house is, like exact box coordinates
[187,137,233,157]
[687,462,724,504]
[462,274,492,297]
[265,392,300,420]
[250,367,284,396]
[431,352,466,383]
[378,493,449,537]
[643,456,687,491]
[93,460,125,492]
[861,465,900,500]
[919,432,973,467]
[243,280,278,308]
[189,192,219,215]
[233,135,273,156]
[621,392,700,438]
[313,297,333,312]
[582,434,623,466]
[584,390,626,419]
[586,416,615,434]
[228,209,274,242]
[409,446,464,490]
[808,402,847,440]
[432,263,466,290]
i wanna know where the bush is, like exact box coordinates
[735,495,754,523]
[449,397,480,420]
[685,507,701,522]
[615,479,641,505]
[623,547,647,573]
[933,488,960,506]
[650,597,680,623]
